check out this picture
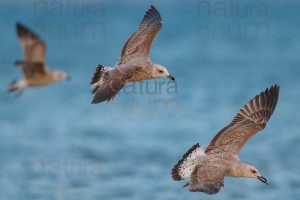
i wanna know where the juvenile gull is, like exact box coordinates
[91,5,175,104]
[171,85,280,194]
[9,22,69,95]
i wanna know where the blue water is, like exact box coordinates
[1,0,300,199]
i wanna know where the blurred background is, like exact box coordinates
[0,0,299,199]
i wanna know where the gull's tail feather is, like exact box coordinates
[8,80,18,93]
[8,80,26,96]
[171,143,204,181]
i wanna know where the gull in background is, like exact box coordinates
[171,85,280,195]
[9,22,69,95]
[90,5,175,104]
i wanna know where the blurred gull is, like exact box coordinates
[9,22,69,96]
[90,5,175,104]
[172,85,280,195]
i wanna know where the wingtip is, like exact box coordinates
[273,84,280,91]
[91,99,107,104]
[91,94,108,104]
[16,22,26,31]
[16,22,23,33]
[271,83,280,89]
[16,22,22,28]
[266,84,280,96]
[150,5,156,10]
[138,4,162,30]
[91,98,100,104]
[15,22,40,39]
[146,4,161,18]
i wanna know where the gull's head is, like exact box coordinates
[245,165,268,185]
[152,64,175,81]
[53,71,70,81]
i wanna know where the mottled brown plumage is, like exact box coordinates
[171,85,279,194]
[9,23,68,95]
[91,5,175,104]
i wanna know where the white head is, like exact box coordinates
[151,64,175,80]
[242,164,268,185]
[52,70,70,81]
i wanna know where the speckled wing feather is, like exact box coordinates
[16,22,46,64]
[118,5,162,65]
[189,164,225,194]
[91,64,141,104]
[16,23,47,79]
[205,85,280,154]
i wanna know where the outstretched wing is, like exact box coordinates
[16,23,48,79]
[189,164,225,194]
[118,5,162,64]
[91,64,141,104]
[205,85,280,154]
[16,22,46,64]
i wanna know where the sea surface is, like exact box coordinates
[0,0,300,199]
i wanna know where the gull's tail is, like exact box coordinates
[8,80,19,93]
[171,143,204,181]
[8,80,26,96]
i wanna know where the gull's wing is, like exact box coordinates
[22,63,47,80]
[205,85,280,154]
[16,22,46,64]
[91,64,141,104]
[16,23,48,79]
[189,164,225,194]
[118,5,162,65]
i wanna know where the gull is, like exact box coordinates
[90,5,175,104]
[9,22,69,95]
[171,85,280,194]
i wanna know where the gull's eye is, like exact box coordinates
[251,170,256,174]
[158,70,164,73]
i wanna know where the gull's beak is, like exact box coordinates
[167,74,175,81]
[257,176,268,185]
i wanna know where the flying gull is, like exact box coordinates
[171,85,280,194]
[90,5,175,104]
[9,22,69,95]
